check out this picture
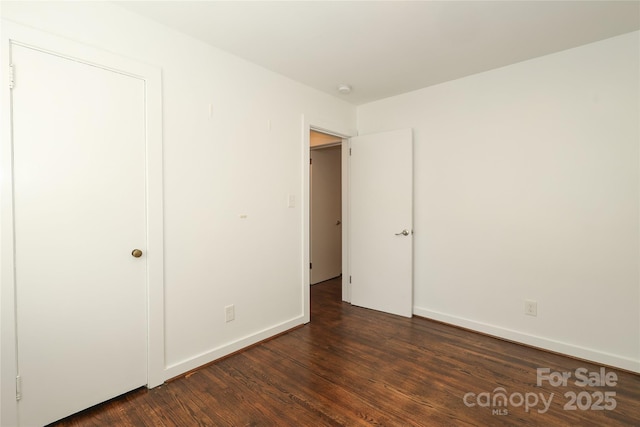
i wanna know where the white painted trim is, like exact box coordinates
[142,48,165,391]
[1,22,18,427]
[163,316,305,379]
[341,137,351,303]
[414,307,640,373]
[0,21,165,425]
[301,116,355,320]
[301,120,311,323]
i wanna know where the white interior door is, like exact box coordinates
[350,128,413,317]
[12,44,147,426]
[310,146,342,284]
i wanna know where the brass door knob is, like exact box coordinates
[131,249,143,258]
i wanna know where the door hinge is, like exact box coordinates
[349,148,352,156]
[310,263,312,269]
[310,158,312,165]
[16,375,22,401]
[9,64,15,89]
[349,275,352,284]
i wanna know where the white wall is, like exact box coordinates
[1,0,356,379]
[358,31,640,372]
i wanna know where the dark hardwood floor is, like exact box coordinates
[51,277,639,426]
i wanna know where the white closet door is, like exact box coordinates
[12,43,147,426]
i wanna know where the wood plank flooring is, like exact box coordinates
[50,277,640,426]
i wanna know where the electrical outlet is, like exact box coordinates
[525,300,537,317]
[225,304,235,323]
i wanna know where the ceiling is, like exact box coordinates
[117,1,640,105]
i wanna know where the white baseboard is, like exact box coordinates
[413,307,640,374]
[162,316,306,381]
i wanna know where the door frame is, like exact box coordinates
[301,116,355,323]
[1,21,164,426]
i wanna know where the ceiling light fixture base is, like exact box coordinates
[337,84,352,94]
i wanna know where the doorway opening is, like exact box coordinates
[310,130,343,291]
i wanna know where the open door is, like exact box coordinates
[350,128,413,317]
